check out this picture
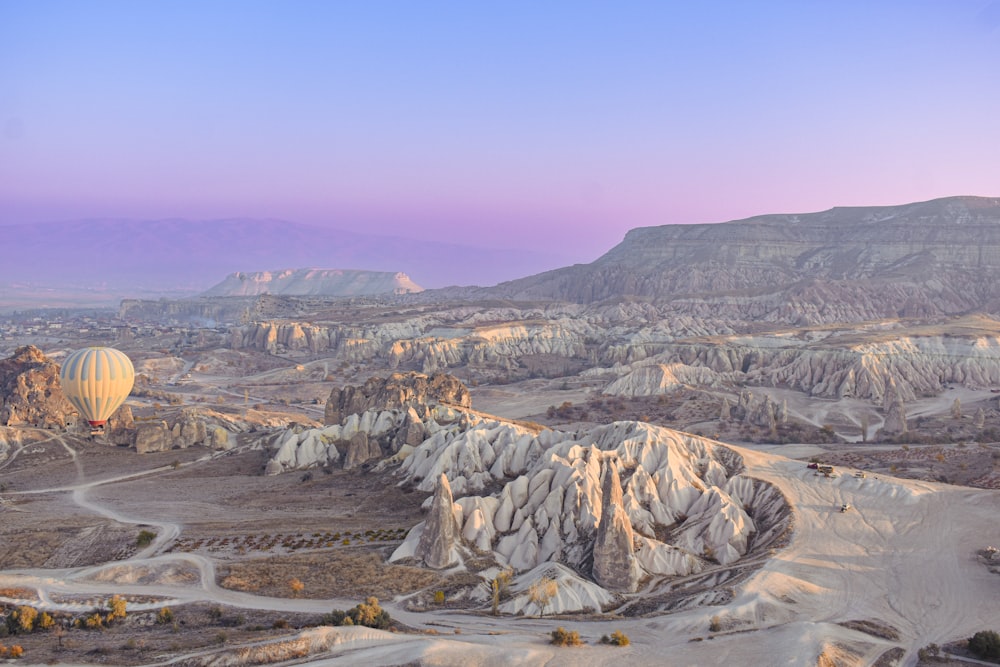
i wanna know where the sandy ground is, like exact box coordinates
[2,421,1000,666]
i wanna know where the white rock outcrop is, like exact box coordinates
[387,413,788,612]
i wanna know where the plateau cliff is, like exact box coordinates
[484,196,1000,318]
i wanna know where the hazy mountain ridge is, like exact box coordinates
[0,217,574,307]
[200,269,423,298]
[481,196,1000,314]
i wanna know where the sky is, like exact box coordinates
[2,0,999,262]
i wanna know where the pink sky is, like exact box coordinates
[2,1,998,262]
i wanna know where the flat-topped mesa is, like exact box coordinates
[201,268,423,298]
[415,473,461,569]
[485,196,1000,309]
[324,372,471,426]
[592,461,640,593]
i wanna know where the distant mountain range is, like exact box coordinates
[0,218,574,309]
[6,197,1000,320]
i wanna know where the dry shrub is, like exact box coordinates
[600,630,630,646]
[550,627,582,647]
[218,550,440,599]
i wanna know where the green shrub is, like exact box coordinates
[969,630,1000,659]
[322,597,391,630]
[550,627,582,647]
[136,530,157,547]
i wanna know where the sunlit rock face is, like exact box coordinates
[0,346,74,429]
[201,268,423,298]
[265,374,790,612]
[324,372,470,426]
[386,415,787,597]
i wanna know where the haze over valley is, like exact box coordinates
[3,196,1000,666]
[3,1,1000,665]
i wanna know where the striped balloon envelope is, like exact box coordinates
[59,347,135,427]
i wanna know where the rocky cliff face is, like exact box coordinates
[484,197,1000,313]
[325,372,471,425]
[201,268,423,298]
[0,346,74,429]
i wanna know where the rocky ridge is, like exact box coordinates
[200,269,423,298]
[230,301,1000,407]
[269,406,790,612]
[482,196,1000,312]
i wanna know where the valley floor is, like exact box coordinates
[1,421,999,667]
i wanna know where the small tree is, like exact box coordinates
[156,607,174,625]
[36,613,54,631]
[9,606,37,634]
[289,578,305,598]
[488,568,514,616]
[108,595,127,622]
[969,630,1000,659]
[528,576,558,617]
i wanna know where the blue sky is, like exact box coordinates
[1,1,998,260]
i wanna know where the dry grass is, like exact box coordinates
[218,549,441,599]
[0,587,38,601]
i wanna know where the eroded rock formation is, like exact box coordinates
[592,463,639,592]
[126,408,234,453]
[415,473,460,569]
[325,372,470,425]
[0,346,74,429]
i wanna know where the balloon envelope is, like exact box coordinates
[59,347,135,427]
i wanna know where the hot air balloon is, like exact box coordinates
[59,347,135,430]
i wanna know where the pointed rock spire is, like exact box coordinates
[592,462,639,592]
[416,473,459,569]
[882,380,908,435]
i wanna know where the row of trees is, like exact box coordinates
[2,595,127,638]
